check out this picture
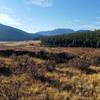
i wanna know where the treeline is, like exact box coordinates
[41,30,100,48]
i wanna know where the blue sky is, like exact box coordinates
[0,0,100,33]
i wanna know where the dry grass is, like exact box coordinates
[0,41,100,100]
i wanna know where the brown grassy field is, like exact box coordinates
[0,41,100,100]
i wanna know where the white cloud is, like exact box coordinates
[80,24,100,30]
[73,19,80,22]
[0,7,21,26]
[66,19,100,30]
[0,13,21,25]
[96,17,100,20]
[68,18,100,30]
[29,0,53,7]
[95,17,100,25]
[95,21,100,24]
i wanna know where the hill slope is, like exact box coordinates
[36,28,75,36]
[0,24,42,41]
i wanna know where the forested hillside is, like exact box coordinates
[41,30,100,48]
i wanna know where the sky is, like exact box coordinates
[0,0,100,33]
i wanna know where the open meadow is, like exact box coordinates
[0,41,100,100]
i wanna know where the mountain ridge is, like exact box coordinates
[35,28,75,36]
[0,23,90,41]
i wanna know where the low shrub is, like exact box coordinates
[11,55,46,79]
[68,58,91,70]
[0,67,12,76]
[93,57,100,66]
[0,60,12,76]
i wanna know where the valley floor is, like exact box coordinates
[0,41,100,100]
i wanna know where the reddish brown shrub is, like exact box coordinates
[68,58,91,70]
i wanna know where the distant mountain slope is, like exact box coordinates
[77,30,90,32]
[0,23,90,41]
[35,28,75,36]
[0,24,42,41]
